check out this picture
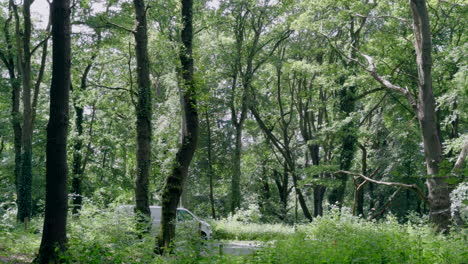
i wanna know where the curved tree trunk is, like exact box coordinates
[133,0,152,232]
[34,0,71,261]
[156,0,198,254]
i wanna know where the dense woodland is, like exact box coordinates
[0,0,467,263]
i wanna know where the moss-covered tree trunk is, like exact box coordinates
[34,0,71,261]
[156,0,198,253]
[133,0,152,232]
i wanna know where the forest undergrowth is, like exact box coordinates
[0,205,466,264]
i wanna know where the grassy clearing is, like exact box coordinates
[211,220,295,241]
[0,207,466,263]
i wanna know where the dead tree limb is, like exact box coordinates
[336,170,429,204]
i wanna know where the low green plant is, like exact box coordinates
[250,209,468,264]
[1,206,466,264]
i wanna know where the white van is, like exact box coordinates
[116,205,212,239]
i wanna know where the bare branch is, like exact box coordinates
[355,87,385,100]
[362,54,418,111]
[90,83,137,95]
[31,33,51,55]
[358,93,388,127]
[453,139,468,171]
[103,18,136,34]
[439,0,467,7]
[336,170,429,204]
[368,187,403,220]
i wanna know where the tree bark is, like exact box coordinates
[205,110,217,219]
[231,121,244,212]
[229,73,247,214]
[410,0,451,232]
[12,0,34,223]
[34,0,71,261]
[133,0,152,232]
[156,0,198,254]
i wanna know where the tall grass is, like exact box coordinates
[211,220,295,241]
[252,211,467,264]
[0,206,466,264]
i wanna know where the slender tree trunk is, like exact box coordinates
[157,0,198,253]
[71,98,83,215]
[133,0,152,232]
[14,0,34,223]
[205,110,216,219]
[313,185,325,217]
[231,122,243,213]
[291,169,313,221]
[368,181,375,211]
[71,35,99,215]
[410,0,451,232]
[1,6,23,216]
[353,143,366,216]
[34,0,71,261]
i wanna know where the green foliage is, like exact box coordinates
[0,206,466,263]
[252,210,467,264]
[211,215,295,241]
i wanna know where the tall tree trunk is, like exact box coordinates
[133,0,152,232]
[410,0,451,232]
[329,84,357,207]
[34,0,71,261]
[0,5,23,218]
[13,0,34,223]
[313,185,326,217]
[229,73,247,214]
[71,96,83,215]
[156,0,198,254]
[205,110,217,219]
[71,33,99,215]
[231,122,243,212]
[328,15,366,207]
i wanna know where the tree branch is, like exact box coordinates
[103,19,136,34]
[368,187,403,220]
[354,13,410,25]
[361,54,418,112]
[355,87,385,100]
[453,139,468,171]
[31,33,51,55]
[336,170,429,204]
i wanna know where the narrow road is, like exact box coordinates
[206,241,263,256]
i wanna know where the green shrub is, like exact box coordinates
[251,209,468,264]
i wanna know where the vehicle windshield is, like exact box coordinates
[177,210,194,222]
